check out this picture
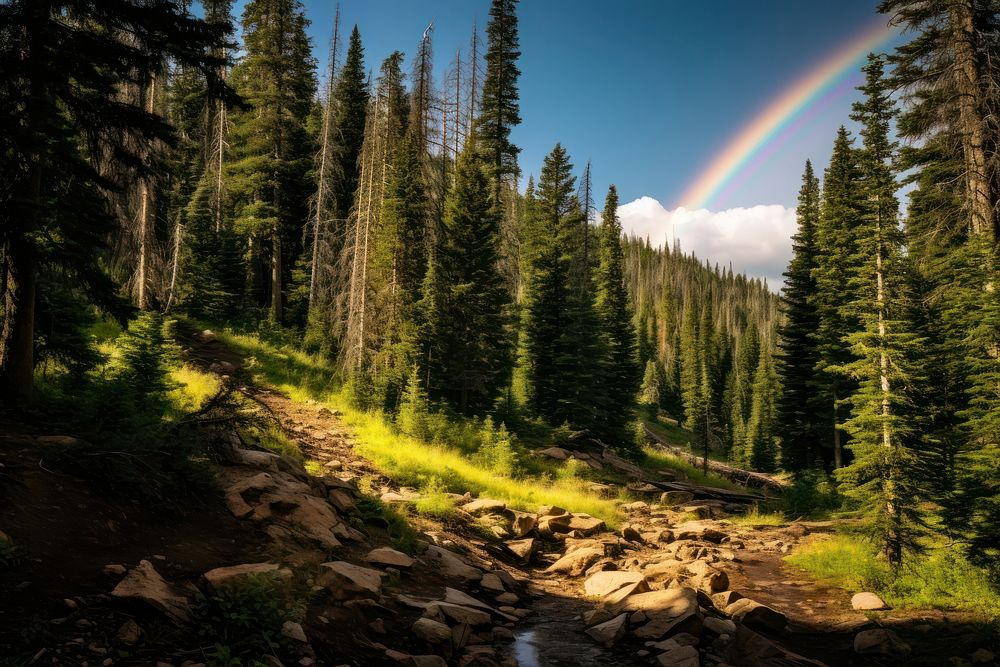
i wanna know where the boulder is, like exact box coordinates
[850,592,886,611]
[544,547,604,577]
[480,573,505,592]
[462,498,507,516]
[703,616,737,635]
[116,619,143,645]
[317,561,384,600]
[711,591,742,609]
[567,514,606,536]
[621,525,644,543]
[585,613,628,647]
[422,546,482,581]
[505,538,536,564]
[508,511,537,538]
[854,628,911,657]
[656,644,699,667]
[537,513,573,537]
[604,581,649,606]
[281,621,308,643]
[327,488,355,513]
[660,491,695,506]
[111,560,191,623]
[730,625,826,666]
[423,602,491,626]
[366,547,416,569]
[412,617,453,644]
[620,588,702,640]
[203,563,288,590]
[234,448,281,470]
[725,598,787,634]
[686,560,729,594]
[538,447,570,460]
[584,571,648,599]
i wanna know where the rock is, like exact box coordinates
[854,628,911,657]
[111,560,191,622]
[538,505,568,516]
[584,571,648,599]
[660,491,695,506]
[621,501,650,513]
[462,498,507,516]
[686,560,729,594]
[36,435,83,447]
[567,514,606,536]
[537,513,573,537]
[480,573,505,592]
[620,588,702,640]
[235,448,281,470]
[850,592,887,611]
[224,491,255,518]
[317,561,385,600]
[410,656,448,667]
[655,644,699,667]
[103,564,127,577]
[972,649,996,664]
[198,329,217,343]
[622,525,644,543]
[322,459,343,471]
[423,602,491,626]
[366,547,416,569]
[508,511,537,538]
[281,621,308,643]
[585,613,628,647]
[703,616,736,635]
[412,618,453,644]
[492,626,514,642]
[504,538,536,564]
[544,547,604,577]
[327,488,355,513]
[604,581,650,606]
[496,592,518,605]
[203,563,287,590]
[423,546,482,581]
[116,619,143,645]
[711,591,742,609]
[538,447,570,460]
[725,599,787,634]
[730,625,824,666]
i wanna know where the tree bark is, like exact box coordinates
[270,231,282,322]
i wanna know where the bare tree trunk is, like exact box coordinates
[951,0,993,239]
[164,221,181,312]
[137,74,157,310]
[270,231,282,321]
[310,6,340,310]
[0,228,38,405]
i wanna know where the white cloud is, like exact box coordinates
[617,196,797,290]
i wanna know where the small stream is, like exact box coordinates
[510,594,642,667]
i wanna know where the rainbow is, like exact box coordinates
[676,19,897,210]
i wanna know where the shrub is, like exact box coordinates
[784,469,842,517]
[396,367,429,440]
[476,417,520,477]
[192,572,303,663]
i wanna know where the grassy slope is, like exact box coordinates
[210,327,747,528]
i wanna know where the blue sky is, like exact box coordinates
[228,0,900,286]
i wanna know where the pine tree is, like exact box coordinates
[745,338,779,472]
[0,0,228,403]
[812,126,865,469]
[227,0,317,322]
[595,185,639,445]
[436,137,513,415]
[777,160,824,471]
[837,54,924,566]
[679,298,701,429]
[477,0,521,193]
[334,26,369,222]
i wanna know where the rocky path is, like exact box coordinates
[184,329,995,667]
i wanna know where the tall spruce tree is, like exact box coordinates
[837,54,924,566]
[227,0,316,322]
[334,26,369,222]
[437,137,513,414]
[595,185,639,445]
[477,0,521,193]
[777,160,824,471]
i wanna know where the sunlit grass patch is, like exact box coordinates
[414,477,457,520]
[255,425,303,460]
[167,365,221,415]
[787,534,1000,616]
[729,505,788,527]
[641,446,742,490]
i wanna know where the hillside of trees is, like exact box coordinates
[1,1,999,662]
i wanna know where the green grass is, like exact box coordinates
[728,505,788,527]
[166,364,222,416]
[641,446,743,491]
[211,326,622,526]
[787,534,1000,616]
[643,416,693,447]
[414,477,458,520]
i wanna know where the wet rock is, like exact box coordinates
[544,547,604,576]
[317,561,384,600]
[412,617,453,644]
[584,571,648,599]
[203,563,288,590]
[462,498,507,516]
[850,592,886,611]
[111,560,191,623]
[423,546,482,581]
[366,547,416,570]
[586,612,629,647]
[854,628,911,657]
